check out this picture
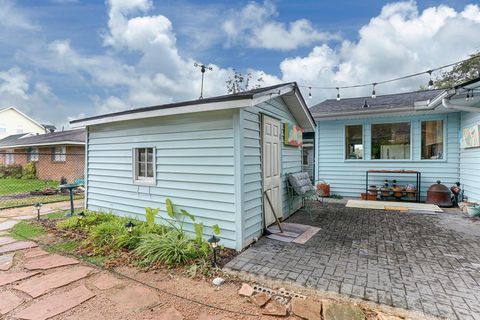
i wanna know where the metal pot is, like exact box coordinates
[425,180,452,207]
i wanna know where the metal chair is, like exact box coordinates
[286,172,323,221]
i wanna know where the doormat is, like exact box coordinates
[266,223,320,244]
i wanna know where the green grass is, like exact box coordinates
[85,255,106,266]
[10,221,46,240]
[0,194,84,209]
[0,178,59,196]
[45,240,78,253]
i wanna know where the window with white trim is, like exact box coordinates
[371,122,411,160]
[422,120,444,160]
[27,148,39,162]
[0,124,6,134]
[52,146,66,162]
[16,125,24,134]
[345,125,363,159]
[5,149,14,165]
[133,147,155,184]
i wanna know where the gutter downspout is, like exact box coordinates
[442,98,480,113]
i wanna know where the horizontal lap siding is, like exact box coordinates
[317,113,460,200]
[87,110,238,248]
[242,97,303,245]
[460,112,480,202]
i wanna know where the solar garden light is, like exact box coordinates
[77,211,85,220]
[34,202,43,221]
[207,234,220,267]
[125,221,135,233]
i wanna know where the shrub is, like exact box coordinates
[135,231,202,266]
[0,164,23,178]
[57,211,116,231]
[22,162,36,179]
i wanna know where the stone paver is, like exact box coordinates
[0,236,17,245]
[24,254,78,270]
[291,297,321,320]
[109,284,159,311]
[15,284,95,320]
[323,301,365,320]
[16,266,94,298]
[226,204,480,320]
[0,241,38,254]
[158,307,184,320]
[0,220,20,231]
[0,291,24,315]
[92,272,123,290]
[0,253,15,270]
[262,300,288,316]
[23,247,49,259]
[0,271,41,286]
[250,292,270,307]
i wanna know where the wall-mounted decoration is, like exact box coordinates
[284,123,303,147]
[461,124,480,148]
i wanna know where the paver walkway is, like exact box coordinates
[226,204,480,320]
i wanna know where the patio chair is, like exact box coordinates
[286,172,323,221]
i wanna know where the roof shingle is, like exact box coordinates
[0,129,85,148]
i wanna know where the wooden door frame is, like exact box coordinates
[260,113,282,231]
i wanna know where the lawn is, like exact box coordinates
[0,178,59,196]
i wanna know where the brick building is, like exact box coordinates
[0,129,85,183]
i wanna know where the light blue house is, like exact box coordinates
[310,77,480,203]
[70,83,315,250]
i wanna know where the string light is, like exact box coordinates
[428,70,434,90]
[363,99,369,108]
[308,86,312,99]
[466,90,470,101]
[297,55,479,100]
[471,89,475,100]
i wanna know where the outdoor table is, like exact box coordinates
[59,183,81,217]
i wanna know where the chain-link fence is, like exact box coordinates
[0,151,85,209]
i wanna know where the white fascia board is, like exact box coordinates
[71,99,251,128]
[314,107,454,121]
[0,141,85,149]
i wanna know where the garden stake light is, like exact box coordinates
[77,211,85,220]
[207,234,220,267]
[34,202,42,220]
[125,221,135,233]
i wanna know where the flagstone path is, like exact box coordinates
[0,208,241,320]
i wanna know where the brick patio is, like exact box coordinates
[226,203,480,320]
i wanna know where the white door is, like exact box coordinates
[262,115,281,226]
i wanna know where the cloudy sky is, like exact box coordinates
[1,0,480,128]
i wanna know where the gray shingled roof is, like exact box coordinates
[0,133,30,146]
[0,129,85,148]
[310,89,444,117]
[71,82,306,124]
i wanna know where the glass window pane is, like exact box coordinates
[371,122,411,160]
[138,161,145,177]
[147,163,154,177]
[422,120,443,159]
[345,125,363,159]
[139,148,146,162]
[147,148,153,162]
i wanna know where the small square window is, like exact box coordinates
[133,147,155,185]
[52,146,66,162]
[28,148,39,162]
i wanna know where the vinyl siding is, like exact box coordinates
[241,97,303,245]
[460,112,480,202]
[86,110,238,249]
[316,112,460,200]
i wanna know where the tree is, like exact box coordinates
[434,51,480,89]
[226,70,264,94]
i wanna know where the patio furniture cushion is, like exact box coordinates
[288,172,315,196]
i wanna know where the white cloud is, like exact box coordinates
[222,1,340,51]
[279,1,480,101]
[0,0,38,30]
[0,67,30,99]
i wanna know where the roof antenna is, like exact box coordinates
[194,63,213,99]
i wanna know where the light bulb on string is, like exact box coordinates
[336,87,340,101]
[428,70,434,90]
[471,90,474,100]
[371,83,377,99]
[308,86,312,99]
[466,90,470,101]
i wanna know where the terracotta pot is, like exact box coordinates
[393,187,404,199]
[406,191,416,199]
[316,182,330,197]
[380,188,391,197]
[361,193,377,201]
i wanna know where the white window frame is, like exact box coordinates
[0,124,6,134]
[370,121,412,161]
[344,124,364,161]
[27,147,39,162]
[53,146,66,162]
[132,147,156,186]
[5,149,14,165]
[421,119,446,161]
